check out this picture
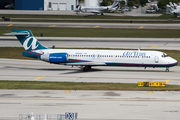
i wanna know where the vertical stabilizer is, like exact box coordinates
[4,29,48,51]
[111,0,120,7]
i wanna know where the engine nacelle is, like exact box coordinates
[41,53,68,63]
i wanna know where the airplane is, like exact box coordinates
[166,2,180,17]
[4,29,178,72]
[74,0,120,15]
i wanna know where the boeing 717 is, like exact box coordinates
[4,29,178,72]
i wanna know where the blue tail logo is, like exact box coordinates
[4,29,48,51]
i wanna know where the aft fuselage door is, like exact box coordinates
[154,56,159,63]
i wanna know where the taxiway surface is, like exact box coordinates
[0,90,180,120]
[1,37,180,50]
[1,22,180,29]
[0,58,179,85]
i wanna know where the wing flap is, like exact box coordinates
[65,62,106,66]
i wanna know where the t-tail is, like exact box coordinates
[110,0,120,8]
[4,29,48,51]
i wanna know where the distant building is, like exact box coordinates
[14,0,76,11]
[84,0,99,7]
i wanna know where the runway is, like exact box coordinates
[1,21,180,29]
[10,18,180,22]
[0,58,179,85]
[0,89,180,120]
[1,37,180,50]
[0,9,179,120]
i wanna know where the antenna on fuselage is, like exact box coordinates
[52,45,55,49]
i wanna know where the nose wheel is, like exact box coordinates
[165,67,169,72]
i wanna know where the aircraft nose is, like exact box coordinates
[170,58,178,66]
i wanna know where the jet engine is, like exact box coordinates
[41,53,68,63]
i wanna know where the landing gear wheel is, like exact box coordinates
[83,66,91,72]
[165,67,169,72]
[101,13,104,16]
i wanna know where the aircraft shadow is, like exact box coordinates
[4,66,170,73]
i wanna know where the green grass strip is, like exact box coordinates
[0,81,180,91]
[3,19,180,23]
[1,26,180,38]
[0,14,179,19]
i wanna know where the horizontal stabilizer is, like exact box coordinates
[3,32,29,36]
[3,29,48,51]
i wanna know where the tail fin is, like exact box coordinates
[111,0,120,7]
[4,29,48,51]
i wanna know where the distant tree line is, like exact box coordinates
[100,0,114,6]
[100,0,140,7]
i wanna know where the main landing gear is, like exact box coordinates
[165,67,169,72]
[82,65,91,72]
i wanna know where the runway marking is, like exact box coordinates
[7,24,13,26]
[149,46,157,49]
[65,90,71,93]
[93,26,99,28]
[148,91,154,93]
[56,44,83,48]
[49,25,56,27]
[33,76,45,81]
[138,26,144,29]
[164,79,172,83]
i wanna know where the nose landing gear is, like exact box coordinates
[165,67,169,72]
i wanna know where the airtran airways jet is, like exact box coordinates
[4,30,178,72]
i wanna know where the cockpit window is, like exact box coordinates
[162,53,169,57]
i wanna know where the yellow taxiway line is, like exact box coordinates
[49,25,56,27]
[93,26,99,28]
[33,76,45,81]
[7,24,13,26]
[149,46,157,49]
[148,91,154,93]
[164,79,172,83]
[138,26,144,29]
[65,90,71,93]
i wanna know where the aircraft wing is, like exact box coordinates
[88,10,102,13]
[65,62,106,66]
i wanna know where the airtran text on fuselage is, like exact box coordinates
[123,52,146,56]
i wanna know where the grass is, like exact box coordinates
[2,19,180,23]
[0,14,179,19]
[0,47,30,59]
[0,47,179,66]
[1,14,180,23]
[0,81,180,91]
[1,26,180,38]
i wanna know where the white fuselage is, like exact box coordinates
[80,6,116,13]
[38,49,178,68]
